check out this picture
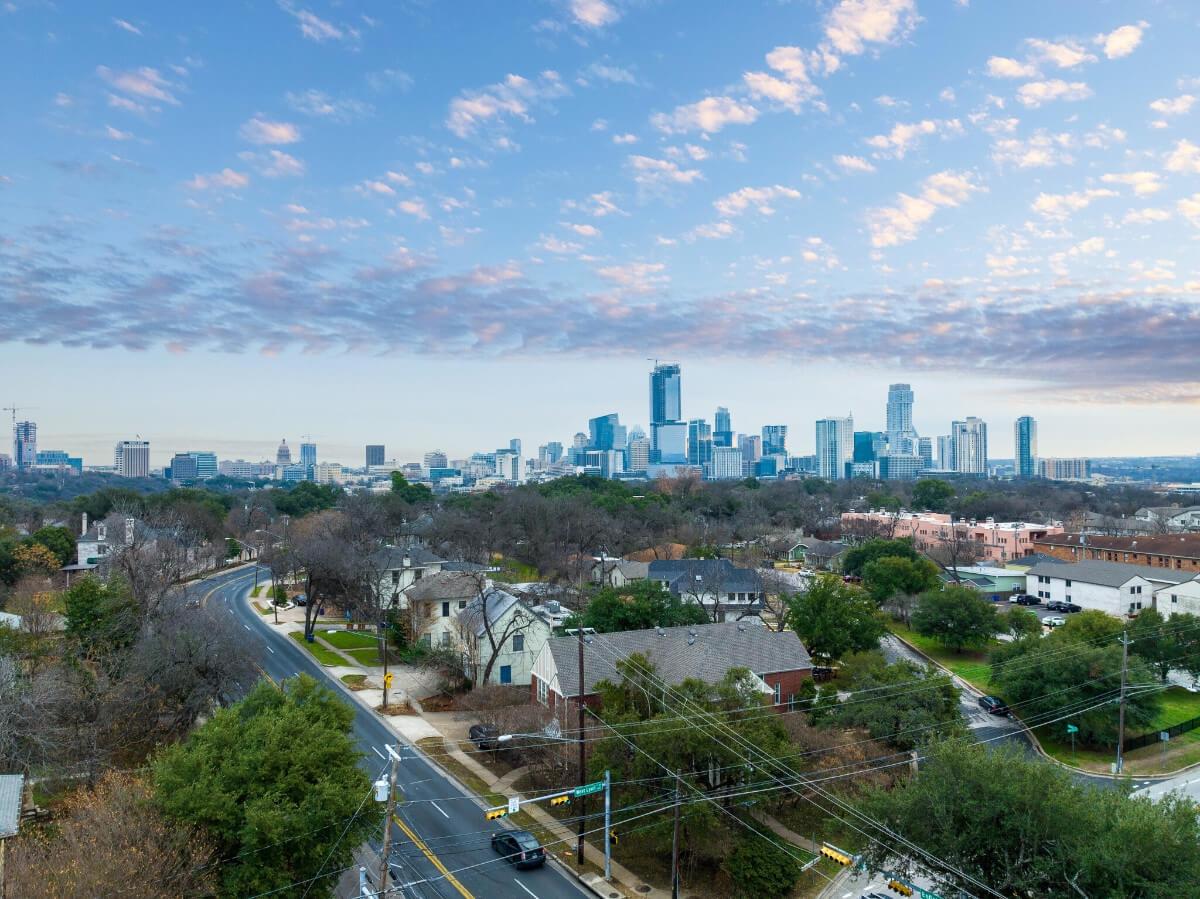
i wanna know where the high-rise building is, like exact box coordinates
[538,443,563,468]
[738,434,762,463]
[583,449,624,478]
[886,383,915,440]
[509,438,522,456]
[937,435,955,471]
[276,439,292,465]
[687,419,713,467]
[114,440,150,478]
[917,437,933,470]
[853,430,885,463]
[35,450,81,473]
[588,413,627,452]
[650,362,683,464]
[494,450,524,482]
[13,420,36,470]
[713,407,733,448]
[424,450,449,469]
[627,437,651,471]
[1039,458,1091,480]
[653,422,687,464]
[170,453,199,481]
[952,417,988,475]
[300,442,317,477]
[1014,416,1038,479]
[762,425,788,457]
[366,445,386,467]
[815,416,853,480]
[709,446,744,480]
[879,454,922,481]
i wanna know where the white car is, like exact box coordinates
[1043,615,1067,628]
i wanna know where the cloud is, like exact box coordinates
[1100,171,1162,197]
[397,199,430,220]
[537,234,583,254]
[286,89,373,121]
[1025,38,1096,69]
[565,191,625,217]
[570,0,619,29]
[112,18,141,35]
[823,0,919,57]
[987,56,1039,79]
[1096,23,1146,59]
[1165,139,1200,174]
[97,65,179,107]
[713,185,801,217]
[991,131,1074,168]
[367,69,413,93]
[1031,188,1116,219]
[1149,95,1195,116]
[834,154,876,173]
[185,169,250,190]
[765,46,820,82]
[742,71,818,111]
[278,1,358,44]
[446,71,568,138]
[584,62,637,84]
[565,223,601,237]
[866,169,982,247]
[1016,79,1092,108]
[240,149,305,177]
[651,96,759,134]
[1123,207,1170,225]
[595,261,667,291]
[626,155,703,189]
[865,118,963,158]
[687,221,736,241]
[1179,194,1200,227]
[104,125,133,141]
[239,117,301,145]
[611,132,637,144]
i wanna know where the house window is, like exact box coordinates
[441,631,452,646]
[772,682,781,705]
[392,571,400,584]
[414,569,424,581]
[1172,594,1179,604]
[513,633,525,652]
[500,665,512,685]
[1065,579,1072,587]
[458,600,467,610]
[442,601,450,617]
[536,678,548,705]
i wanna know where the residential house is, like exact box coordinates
[1157,580,1200,617]
[1032,533,1200,575]
[591,557,650,588]
[942,565,1027,600]
[647,559,765,621]
[457,590,552,687]
[402,571,483,648]
[372,545,447,610]
[840,510,1063,564]
[1135,506,1200,532]
[530,621,813,712]
[1024,560,1197,619]
[784,538,846,571]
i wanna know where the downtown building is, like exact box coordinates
[114,440,150,478]
[815,416,853,480]
[1014,416,1038,479]
[649,362,686,464]
[13,420,37,470]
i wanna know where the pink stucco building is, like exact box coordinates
[840,510,1064,564]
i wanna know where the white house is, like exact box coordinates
[1155,580,1200,618]
[457,591,552,687]
[1135,506,1200,532]
[371,545,446,610]
[1025,560,1197,619]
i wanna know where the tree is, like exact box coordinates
[911,478,956,513]
[153,675,380,898]
[6,770,216,899]
[572,581,709,633]
[12,541,60,577]
[271,480,340,518]
[911,586,999,652]
[858,740,1200,898]
[723,835,802,899]
[786,574,885,661]
[1003,606,1043,639]
[63,575,138,656]
[841,537,920,578]
[831,656,965,750]
[29,525,77,566]
[861,555,940,609]
[390,471,434,505]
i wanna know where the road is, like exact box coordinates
[188,566,590,899]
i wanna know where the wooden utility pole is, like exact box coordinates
[1116,630,1131,774]
[670,769,682,899]
[379,746,401,891]
[577,627,587,866]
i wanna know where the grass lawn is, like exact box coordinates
[250,585,263,598]
[341,674,368,689]
[320,629,380,650]
[287,630,344,666]
[888,622,996,693]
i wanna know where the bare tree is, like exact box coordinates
[455,573,542,686]
[100,509,195,617]
[918,521,986,582]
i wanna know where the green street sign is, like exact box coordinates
[1066,724,1079,734]
[572,781,605,798]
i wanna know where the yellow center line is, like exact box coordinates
[392,813,475,899]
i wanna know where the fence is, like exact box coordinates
[1122,713,1200,752]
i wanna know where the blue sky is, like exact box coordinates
[3,0,1200,465]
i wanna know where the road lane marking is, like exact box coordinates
[430,800,450,819]
[391,814,474,899]
[242,624,251,631]
[514,880,538,898]
[266,645,274,653]
[372,746,385,759]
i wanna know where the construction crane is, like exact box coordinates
[2,404,37,429]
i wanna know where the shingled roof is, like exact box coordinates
[544,621,811,698]
[1024,560,1195,588]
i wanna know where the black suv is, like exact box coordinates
[1012,594,1039,606]
[1047,601,1082,613]
[469,724,500,751]
[978,695,1009,716]
[492,830,546,869]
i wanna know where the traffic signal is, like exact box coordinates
[485,808,508,821]
[820,845,852,866]
[549,794,571,807]
[609,830,618,846]
[887,879,914,896]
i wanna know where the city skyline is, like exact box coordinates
[4,3,1200,461]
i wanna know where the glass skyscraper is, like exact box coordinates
[588,413,626,451]
[713,406,732,447]
[1014,416,1038,479]
[762,424,788,457]
[649,362,682,463]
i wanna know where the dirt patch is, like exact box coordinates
[420,693,457,713]
[376,701,416,715]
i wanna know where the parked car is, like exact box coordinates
[292,593,307,606]
[469,724,500,751]
[491,830,546,869]
[1012,594,1039,606]
[1046,601,1082,613]
[1043,616,1067,628]
[978,695,1008,716]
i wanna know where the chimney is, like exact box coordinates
[402,553,411,568]
[81,512,88,537]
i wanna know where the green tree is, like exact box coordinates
[858,740,1200,898]
[831,657,965,750]
[271,481,340,518]
[1003,606,1043,639]
[63,576,138,655]
[1057,608,1123,644]
[571,582,709,634]
[390,472,434,505]
[911,478,955,513]
[1130,609,1176,683]
[911,586,999,652]
[152,675,380,898]
[861,555,940,607]
[786,574,885,661]
[723,835,802,899]
[29,525,77,567]
[841,537,920,579]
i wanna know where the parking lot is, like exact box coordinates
[1002,594,1080,629]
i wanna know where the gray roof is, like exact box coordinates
[648,559,763,594]
[545,621,811,698]
[441,560,491,572]
[1024,560,1195,588]
[791,538,846,557]
[457,589,546,637]
[371,545,445,570]
[0,773,23,838]
[405,570,486,602]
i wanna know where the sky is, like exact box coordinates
[3,0,1200,466]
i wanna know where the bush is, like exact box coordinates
[271,585,287,604]
[723,833,803,899]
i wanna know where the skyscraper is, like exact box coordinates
[509,438,522,456]
[276,439,292,465]
[918,437,933,470]
[114,440,150,478]
[815,416,854,480]
[627,436,651,471]
[713,406,733,447]
[424,450,448,469]
[538,443,563,468]
[649,362,682,463]
[1014,416,1038,479]
[762,425,788,457]
[937,434,955,471]
[687,419,713,467]
[588,413,626,452]
[170,453,199,481]
[366,445,385,467]
[13,420,36,470]
[853,431,885,463]
[738,434,762,463]
[886,383,915,439]
[952,417,988,475]
[709,446,744,480]
[300,441,317,477]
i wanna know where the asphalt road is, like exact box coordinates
[187,566,591,899]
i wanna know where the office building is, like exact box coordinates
[627,437,651,471]
[1039,458,1091,480]
[918,437,933,470]
[299,442,317,478]
[709,446,744,480]
[509,438,522,456]
[366,445,386,468]
[853,431,885,463]
[762,425,788,457]
[13,420,36,470]
[952,417,988,476]
[114,440,150,478]
[879,454,922,481]
[815,416,853,480]
[313,462,343,484]
[276,439,292,466]
[583,449,624,479]
[713,407,733,448]
[495,450,524,483]
[170,453,199,481]
[571,432,589,464]
[738,434,762,464]
[937,434,955,471]
[650,362,683,463]
[35,450,82,473]
[886,383,916,450]
[588,413,627,452]
[424,450,449,469]
[1014,416,1038,479]
[687,419,713,467]
[538,442,563,468]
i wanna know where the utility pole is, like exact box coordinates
[1116,630,1131,774]
[379,745,401,891]
[577,627,587,866]
[603,769,612,881]
[670,769,682,899]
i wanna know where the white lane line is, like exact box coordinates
[242,624,251,631]
[266,646,275,654]
[429,801,450,819]
[514,879,538,898]
[372,746,385,759]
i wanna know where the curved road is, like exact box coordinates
[187,565,591,899]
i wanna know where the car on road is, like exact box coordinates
[469,724,500,751]
[1043,615,1067,628]
[1045,600,1081,613]
[978,695,1009,716]
[491,830,546,869]
[1012,594,1040,606]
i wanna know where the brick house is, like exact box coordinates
[529,621,812,714]
[1032,533,1200,574]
